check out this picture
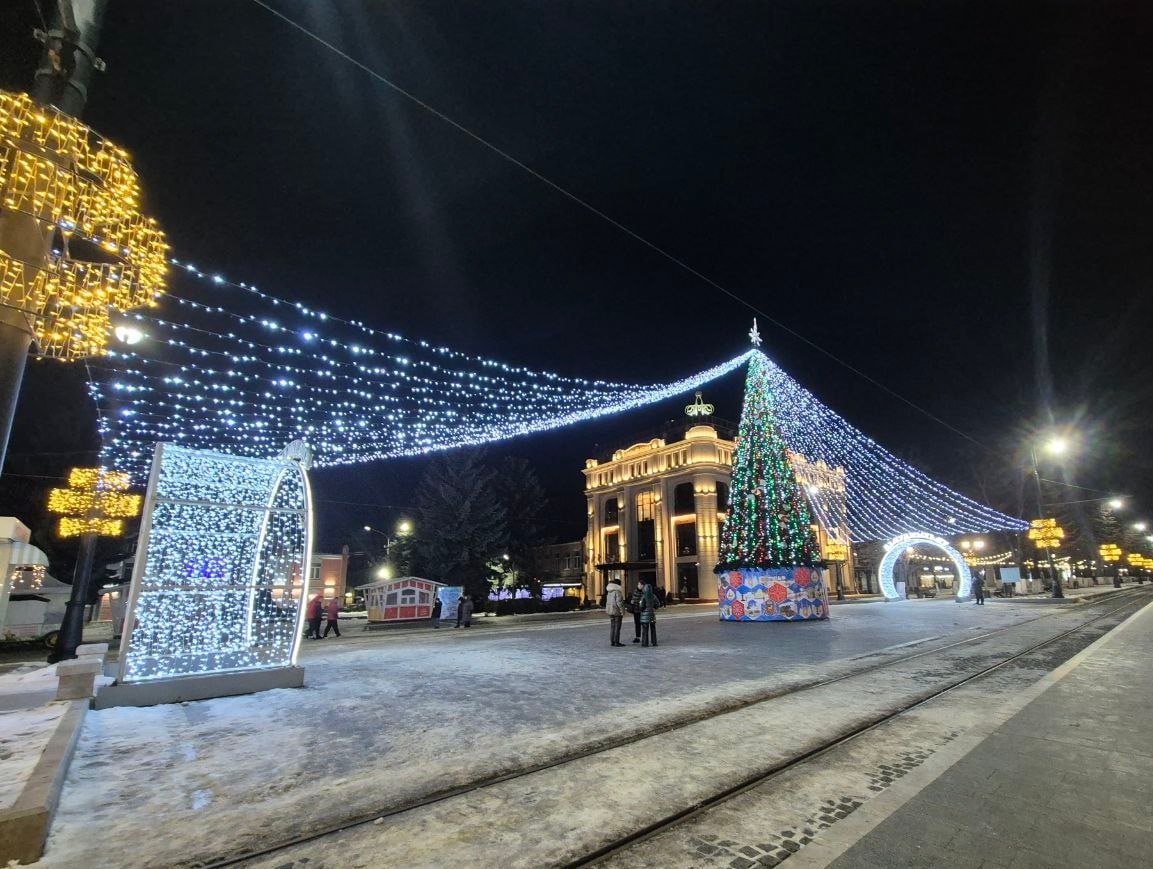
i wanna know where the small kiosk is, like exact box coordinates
[363,576,445,622]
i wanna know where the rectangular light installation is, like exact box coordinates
[118,443,313,682]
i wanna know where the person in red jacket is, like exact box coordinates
[305,593,324,639]
[323,596,342,637]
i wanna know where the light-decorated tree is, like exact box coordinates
[716,336,828,622]
[718,351,822,569]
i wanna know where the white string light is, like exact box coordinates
[91,262,1027,544]
[92,260,754,480]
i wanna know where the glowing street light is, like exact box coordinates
[1134,522,1148,532]
[1029,435,1072,598]
[1108,498,1124,510]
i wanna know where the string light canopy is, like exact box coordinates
[0,91,168,358]
[89,262,1027,542]
[90,259,754,479]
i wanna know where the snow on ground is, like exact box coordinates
[41,600,1044,868]
[0,664,65,812]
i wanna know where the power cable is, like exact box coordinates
[248,0,988,450]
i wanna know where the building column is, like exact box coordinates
[695,474,720,601]
[651,483,667,592]
[585,493,597,603]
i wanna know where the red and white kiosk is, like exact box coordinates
[362,576,445,622]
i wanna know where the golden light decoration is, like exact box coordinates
[48,466,141,538]
[823,541,850,562]
[0,90,168,359]
[1098,543,1122,563]
[1027,517,1064,549]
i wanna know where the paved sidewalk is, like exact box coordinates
[825,600,1153,869]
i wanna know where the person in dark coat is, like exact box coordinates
[431,596,443,628]
[305,593,324,639]
[458,593,475,628]
[972,575,985,605]
[628,582,644,643]
[639,579,659,647]
[322,596,342,637]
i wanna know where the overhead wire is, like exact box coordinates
[249,0,990,450]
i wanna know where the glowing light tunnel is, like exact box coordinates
[879,532,972,601]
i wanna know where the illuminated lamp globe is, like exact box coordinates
[1109,498,1124,510]
[114,324,145,345]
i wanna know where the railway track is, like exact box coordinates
[212,587,1150,868]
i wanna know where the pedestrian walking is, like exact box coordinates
[604,577,625,647]
[322,596,342,637]
[459,593,475,628]
[639,579,660,647]
[305,593,324,639]
[628,582,644,643]
[973,576,985,605]
[455,593,468,628]
[431,596,443,628]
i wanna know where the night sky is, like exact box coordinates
[1,2,1151,557]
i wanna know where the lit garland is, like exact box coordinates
[909,549,1014,566]
[0,91,168,358]
[90,263,1027,543]
[47,466,141,537]
[1027,518,1064,549]
[119,444,312,682]
[717,351,822,569]
[757,354,1028,540]
[90,259,754,479]
[11,564,45,590]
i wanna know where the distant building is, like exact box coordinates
[582,414,860,603]
[532,540,586,600]
[291,547,350,602]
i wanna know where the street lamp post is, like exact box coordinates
[364,520,414,574]
[1029,438,1067,599]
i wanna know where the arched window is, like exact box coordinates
[674,482,695,515]
[716,481,729,512]
[603,497,619,525]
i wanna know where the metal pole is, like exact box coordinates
[1030,447,1063,599]
[834,560,845,601]
[50,530,97,662]
[0,0,109,468]
[31,0,109,117]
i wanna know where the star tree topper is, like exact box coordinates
[749,318,762,347]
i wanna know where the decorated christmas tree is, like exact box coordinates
[716,325,828,621]
[717,350,823,569]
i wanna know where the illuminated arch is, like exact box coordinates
[879,532,972,601]
[118,443,314,683]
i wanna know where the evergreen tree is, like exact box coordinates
[492,457,547,594]
[415,451,506,600]
[717,352,822,569]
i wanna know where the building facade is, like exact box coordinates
[582,422,859,602]
[533,540,586,599]
[297,547,350,602]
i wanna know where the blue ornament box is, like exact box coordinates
[715,566,830,621]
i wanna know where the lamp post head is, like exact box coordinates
[1135,522,1148,532]
[1042,436,1069,456]
[1108,498,1124,511]
[396,520,413,536]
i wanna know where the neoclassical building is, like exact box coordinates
[582,419,858,602]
